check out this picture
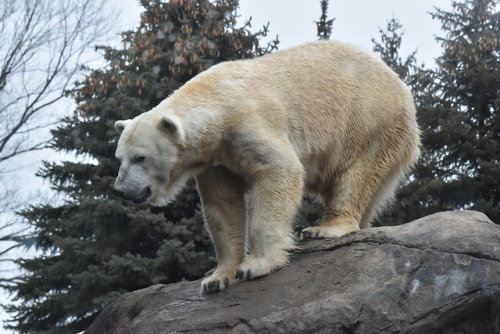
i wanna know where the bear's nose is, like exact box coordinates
[112,187,124,199]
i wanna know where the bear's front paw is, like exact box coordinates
[235,255,287,281]
[201,270,237,294]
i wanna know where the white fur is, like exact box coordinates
[113,41,421,294]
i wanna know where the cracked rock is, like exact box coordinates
[85,211,500,334]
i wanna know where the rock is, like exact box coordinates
[85,211,500,334]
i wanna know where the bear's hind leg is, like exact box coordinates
[301,208,361,239]
[302,159,391,239]
[196,166,246,294]
[358,163,408,229]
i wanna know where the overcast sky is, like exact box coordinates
[115,0,453,65]
[243,0,452,65]
[0,1,454,332]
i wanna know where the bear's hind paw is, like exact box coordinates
[300,225,358,240]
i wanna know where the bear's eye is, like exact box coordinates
[132,155,145,164]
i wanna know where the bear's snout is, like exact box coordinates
[112,186,125,199]
[113,183,152,205]
[112,179,127,199]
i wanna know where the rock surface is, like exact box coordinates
[85,211,500,334]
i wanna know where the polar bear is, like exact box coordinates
[113,41,420,293]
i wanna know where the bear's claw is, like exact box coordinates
[301,225,359,240]
[300,228,323,240]
[235,255,287,281]
[202,279,220,293]
[235,269,252,280]
[201,270,236,294]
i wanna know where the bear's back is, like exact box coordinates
[166,41,418,168]
[238,41,416,152]
[209,41,414,124]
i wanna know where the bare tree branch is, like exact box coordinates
[0,0,112,164]
[0,0,117,275]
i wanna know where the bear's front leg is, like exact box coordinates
[196,167,247,294]
[236,149,304,280]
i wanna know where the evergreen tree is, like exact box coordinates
[4,1,278,333]
[373,0,499,225]
[431,0,499,223]
[315,0,334,40]
[371,17,417,81]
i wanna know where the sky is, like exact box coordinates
[238,0,451,66]
[111,0,453,65]
[0,0,453,332]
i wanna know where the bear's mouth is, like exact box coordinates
[133,186,152,205]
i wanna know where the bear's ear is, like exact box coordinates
[159,115,186,146]
[115,120,131,134]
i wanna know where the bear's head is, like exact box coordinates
[113,113,189,206]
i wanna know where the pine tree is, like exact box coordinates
[373,0,500,225]
[4,1,278,333]
[315,0,334,40]
[431,0,499,223]
[371,17,417,81]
